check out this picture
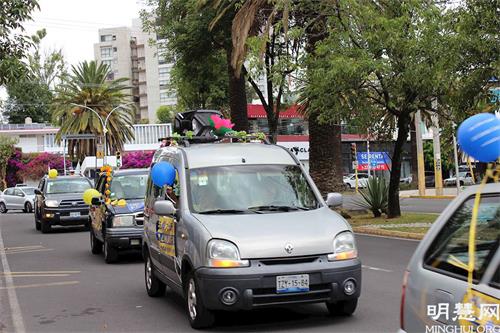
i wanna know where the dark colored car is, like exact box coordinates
[89,168,148,263]
[34,175,93,233]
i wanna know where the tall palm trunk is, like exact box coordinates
[309,114,344,195]
[226,50,248,132]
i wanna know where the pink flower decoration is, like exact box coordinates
[210,115,234,130]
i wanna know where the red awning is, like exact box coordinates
[247,104,301,119]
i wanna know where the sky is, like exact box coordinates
[0,0,144,104]
[25,0,144,66]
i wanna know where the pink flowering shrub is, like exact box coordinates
[121,151,154,169]
[20,152,70,180]
[6,150,26,187]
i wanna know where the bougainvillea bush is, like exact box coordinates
[19,152,71,181]
[6,150,26,187]
[121,151,154,169]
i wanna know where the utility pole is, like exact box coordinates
[414,110,426,196]
[366,130,371,177]
[453,133,461,195]
[431,99,443,196]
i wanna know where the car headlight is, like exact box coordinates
[328,231,358,261]
[112,215,135,227]
[44,200,59,208]
[207,239,249,268]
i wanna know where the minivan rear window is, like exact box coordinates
[424,194,500,283]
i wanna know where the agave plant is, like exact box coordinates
[52,61,135,161]
[355,176,388,217]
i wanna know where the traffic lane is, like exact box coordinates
[342,195,451,213]
[1,213,416,333]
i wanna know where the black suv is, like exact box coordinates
[89,168,148,263]
[34,175,93,233]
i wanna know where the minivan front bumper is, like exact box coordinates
[195,256,361,311]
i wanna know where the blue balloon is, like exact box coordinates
[151,161,176,187]
[457,113,500,162]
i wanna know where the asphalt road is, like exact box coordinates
[0,212,419,333]
[343,195,452,214]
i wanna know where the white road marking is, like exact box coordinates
[3,246,43,250]
[355,232,422,242]
[0,281,79,290]
[4,249,53,254]
[0,274,71,278]
[0,223,26,333]
[1,271,80,275]
[362,265,393,273]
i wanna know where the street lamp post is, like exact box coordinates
[70,102,135,164]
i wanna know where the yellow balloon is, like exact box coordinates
[117,199,127,207]
[83,189,101,205]
[48,169,58,179]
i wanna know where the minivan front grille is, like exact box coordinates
[259,256,320,266]
[252,283,331,306]
[134,212,144,225]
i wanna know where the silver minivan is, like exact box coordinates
[400,183,499,333]
[142,140,361,328]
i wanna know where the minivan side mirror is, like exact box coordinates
[326,192,343,208]
[154,200,176,216]
[34,189,42,195]
[91,197,102,206]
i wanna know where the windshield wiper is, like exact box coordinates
[247,205,311,212]
[197,209,254,215]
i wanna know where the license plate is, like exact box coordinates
[276,274,309,293]
[70,212,80,217]
[130,239,140,246]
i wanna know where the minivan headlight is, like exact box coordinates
[44,200,59,208]
[112,215,135,227]
[207,239,249,268]
[328,231,358,261]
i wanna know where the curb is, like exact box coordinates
[407,195,455,199]
[353,226,425,240]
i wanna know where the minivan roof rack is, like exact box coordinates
[158,133,271,147]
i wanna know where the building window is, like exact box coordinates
[100,34,112,42]
[159,79,169,89]
[101,60,112,68]
[158,66,170,79]
[101,47,112,58]
[113,47,117,52]
[160,92,168,104]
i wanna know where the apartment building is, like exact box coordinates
[94,19,176,123]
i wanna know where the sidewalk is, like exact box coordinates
[400,187,459,199]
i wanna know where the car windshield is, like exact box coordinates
[189,165,319,214]
[21,188,36,195]
[46,178,91,194]
[109,174,148,200]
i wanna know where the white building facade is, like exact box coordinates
[94,19,176,123]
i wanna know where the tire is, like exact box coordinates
[104,238,118,263]
[185,271,215,329]
[326,298,358,316]
[24,202,33,213]
[347,183,352,189]
[459,181,464,186]
[145,253,165,297]
[40,219,51,233]
[0,202,7,214]
[34,214,41,231]
[90,230,103,254]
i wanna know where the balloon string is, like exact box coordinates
[467,162,498,297]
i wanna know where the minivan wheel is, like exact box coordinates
[326,298,358,316]
[103,239,118,263]
[90,230,102,254]
[24,202,33,213]
[145,254,165,297]
[185,272,214,329]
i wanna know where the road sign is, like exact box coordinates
[356,152,390,171]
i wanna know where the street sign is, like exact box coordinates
[96,143,104,159]
[356,152,390,171]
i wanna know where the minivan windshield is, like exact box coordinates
[46,178,91,194]
[109,174,148,200]
[189,165,319,214]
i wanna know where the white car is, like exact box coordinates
[343,173,369,189]
[443,172,474,187]
[0,186,36,213]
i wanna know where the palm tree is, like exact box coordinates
[52,61,135,161]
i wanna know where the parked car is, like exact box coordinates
[399,183,499,333]
[443,172,474,187]
[89,168,148,263]
[143,137,361,329]
[34,175,93,233]
[343,173,369,189]
[400,175,413,184]
[0,186,36,213]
